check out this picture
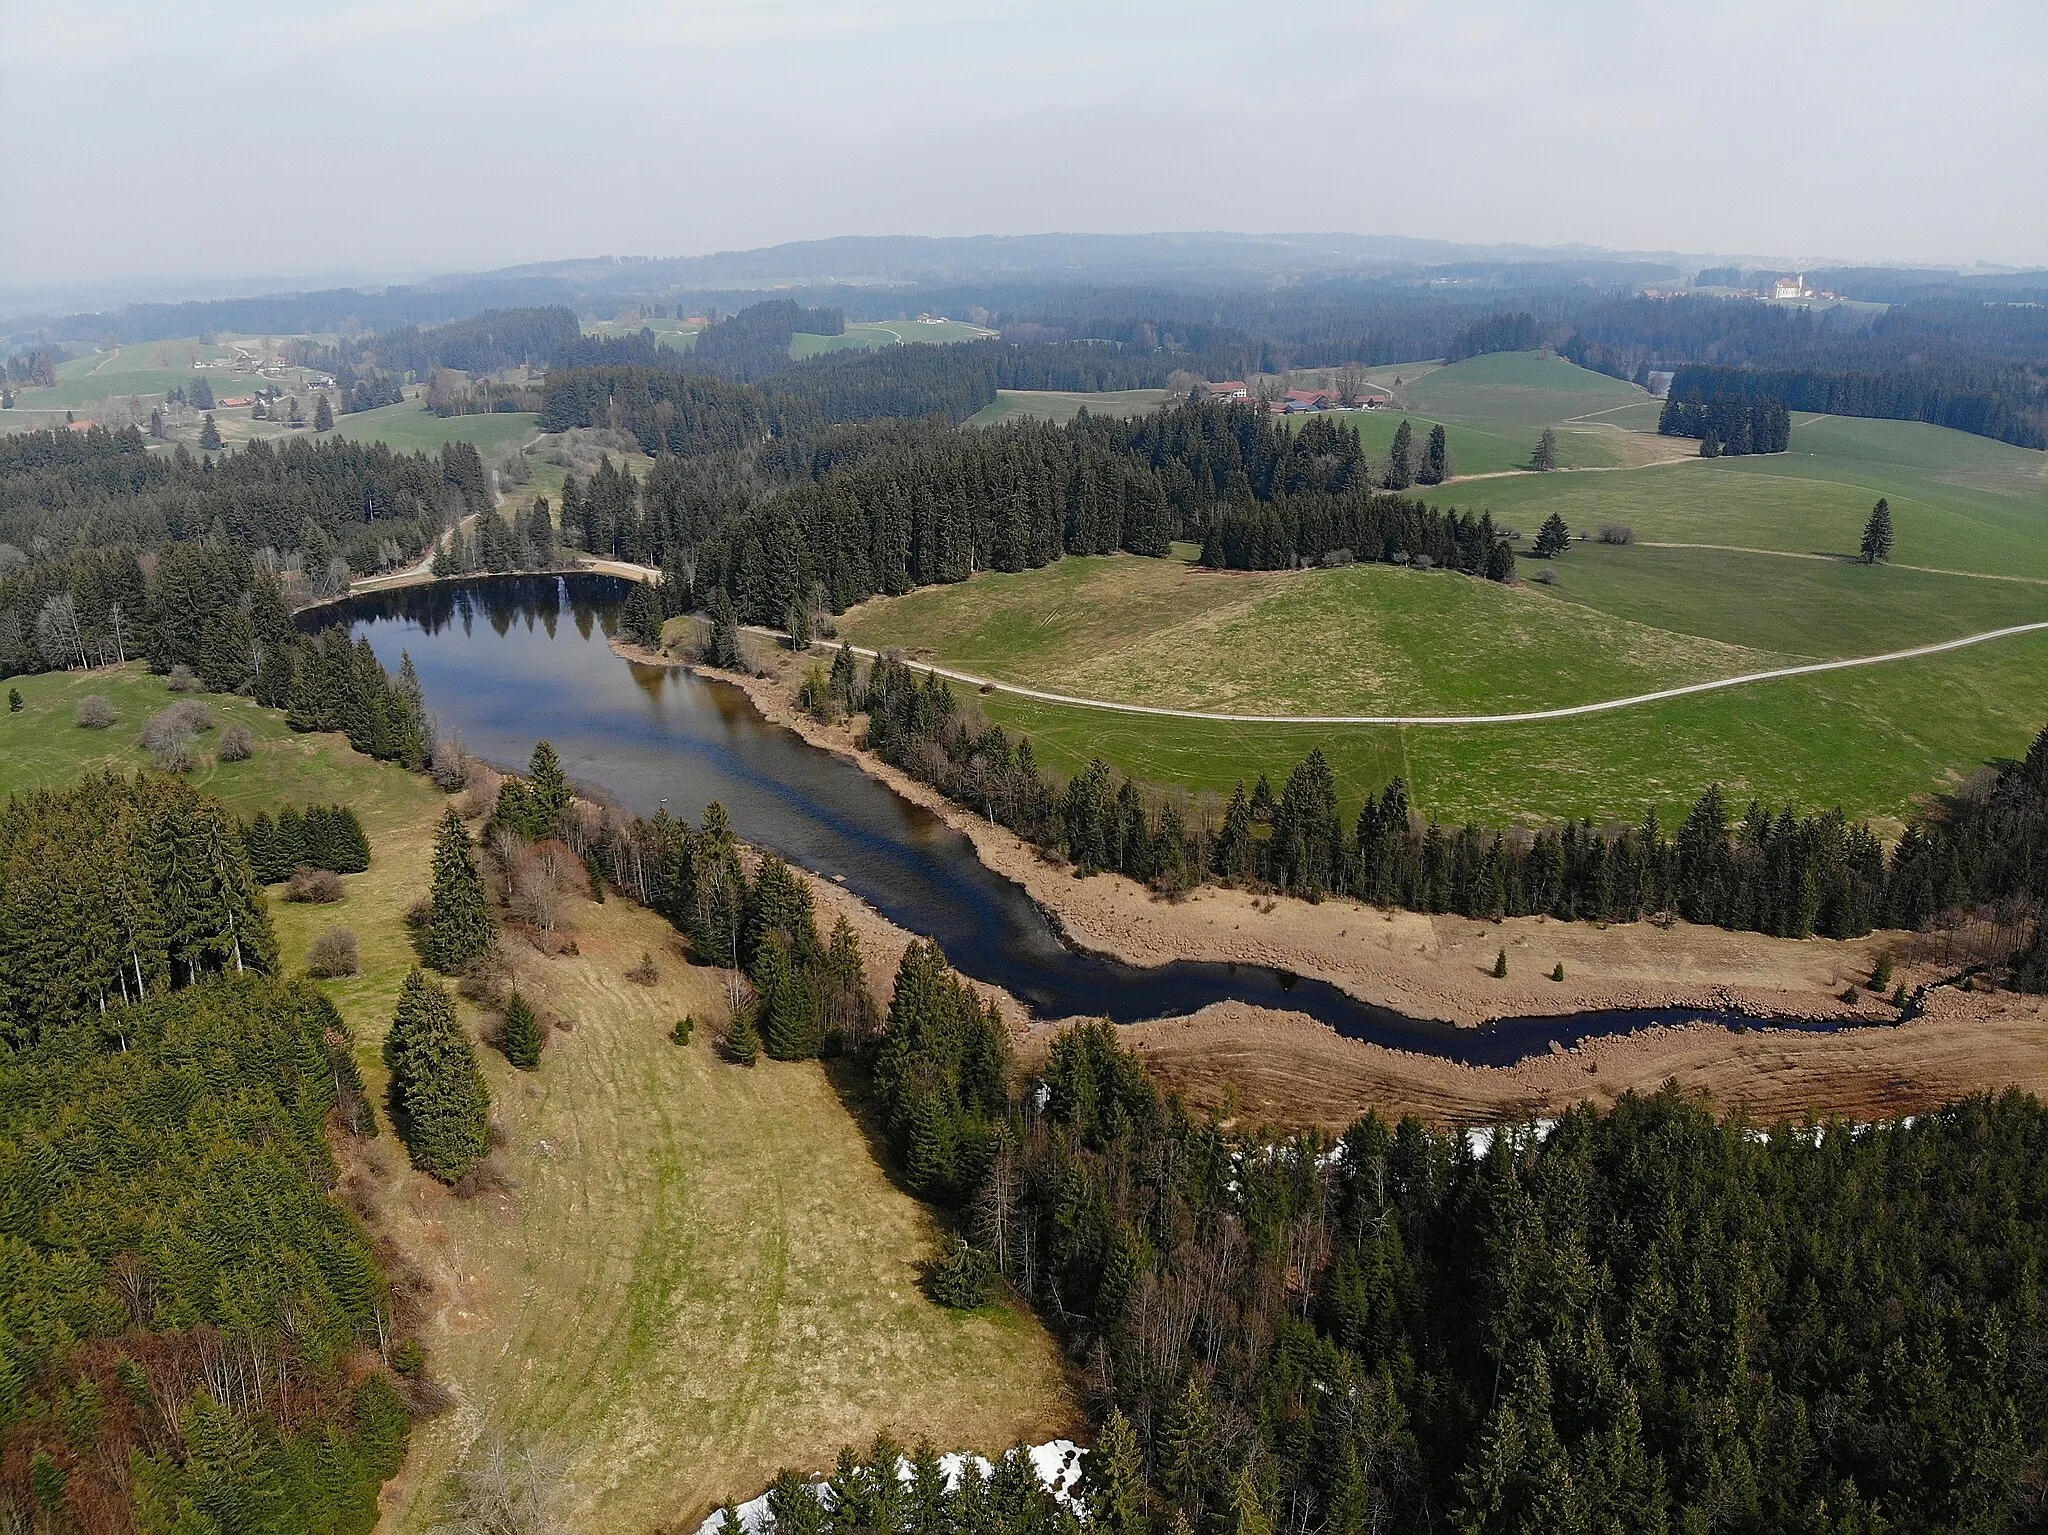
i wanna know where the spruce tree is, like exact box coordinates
[1084,1409,1149,1535]
[421,808,496,972]
[199,413,222,451]
[527,740,571,839]
[1531,428,1559,471]
[1418,422,1452,485]
[1493,948,1508,978]
[313,394,334,432]
[384,968,491,1181]
[1861,498,1894,563]
[1384,419,1415,490]
[1533,512,1571,558]
[501,992,542,1070]
[724,1003,760,1066]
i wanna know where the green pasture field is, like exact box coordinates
[584,316,702,351]
[792,318,996,359]
[1402,351,1646,433]
[1463,414,2048,580]
[966,388,1172,427]
[327,397,540,455]
[967,624,2048,833]
[841,404,2048,829]
[841,553,1786,717]
[1524,543,2048,656]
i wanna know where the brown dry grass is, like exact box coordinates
[275,795,1078,1535]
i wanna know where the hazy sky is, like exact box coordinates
[5,0,2043,291]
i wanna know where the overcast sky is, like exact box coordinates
[5,0,2043,293]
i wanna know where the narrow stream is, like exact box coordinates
[315,574,1881,1067]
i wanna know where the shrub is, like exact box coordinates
[286,867,346,903]
[75,694,118,728]
[671,1016,695,1046]
[308,927,361,978]
[1551,962,1566,982]
[1597,523,1637,545]
[924,1238,998,1309]
[150,738,195,774]
[165,663,199,693]
[626,951,660,986]
[140,700,214,751]
[216,721,254,761]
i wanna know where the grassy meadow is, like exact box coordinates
[845,377,2048,830]
[327,394,540,456]
[966,388,1172,427]
[792,318,996,359]
[841,553,1787,717]
[2,663,1075,1532]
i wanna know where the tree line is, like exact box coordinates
[0,427,490,679]
[1562,294,2048,448]
[1666,361,2039,447]
[836,650,2046,981]
[1656,389,1793,455]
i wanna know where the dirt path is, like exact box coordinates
[1643,541,2048,587]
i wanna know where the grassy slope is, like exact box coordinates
[327,398,539,456]
[842,554,1788,716]
[971,623,2048,832]
[0,663,1074,1531]
[1467,414,2048,580]
[842,399,2048,827]
[966,389,1171,427]
[792,320,995,359]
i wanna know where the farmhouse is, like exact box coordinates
[1206,379,1249,399]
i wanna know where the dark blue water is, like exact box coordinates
[313,574,1879,1067]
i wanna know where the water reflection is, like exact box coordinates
[310,575,1871,1066]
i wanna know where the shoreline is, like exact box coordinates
[603,630,2048,1128]
[652,634,1910,1030]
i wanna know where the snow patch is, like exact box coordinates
[694,1440,1087,1535]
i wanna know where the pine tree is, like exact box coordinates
[421,808,496,972]
[1861,498,1894,564]
[313,394,334,432]
[384,968,491,1181]
[502,992,542,1070]
[1531,428,1559,471]
[1534,512,1571,558]
[199,413,223,451]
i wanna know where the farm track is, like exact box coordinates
[808,623,2048,727]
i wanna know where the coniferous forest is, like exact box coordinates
[821,998,2048,1534]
